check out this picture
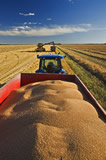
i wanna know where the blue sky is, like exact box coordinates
[0,0,106,44]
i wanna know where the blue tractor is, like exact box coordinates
[36,54,66,74]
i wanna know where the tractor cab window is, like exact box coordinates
[40,58,61,73]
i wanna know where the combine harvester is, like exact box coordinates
[35,43,45,52]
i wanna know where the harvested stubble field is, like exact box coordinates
[0,45,37,86]
[0,45,73,87]
[57,44,106,110]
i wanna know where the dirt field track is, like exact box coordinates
[0,45,73,87]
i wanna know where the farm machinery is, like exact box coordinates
[0,73,105,119]
[36,54,66,74]
[36,43,45,52]
[36,42,56,52]
[51,45,56,52]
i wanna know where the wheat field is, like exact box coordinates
[57,44,106,109]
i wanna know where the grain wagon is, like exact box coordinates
[0,73,105,119]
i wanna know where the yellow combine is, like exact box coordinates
[36,43,45,52]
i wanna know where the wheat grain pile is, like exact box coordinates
[0,80,106,160]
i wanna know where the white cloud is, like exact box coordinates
[0,25,91,36]
[19,12,35,16]
[13,26,31,31]
[47,18,52,21]
[24,22,37,25]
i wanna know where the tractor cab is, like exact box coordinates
[36,54,66,74]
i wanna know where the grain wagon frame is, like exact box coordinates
[0,73,105,120]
